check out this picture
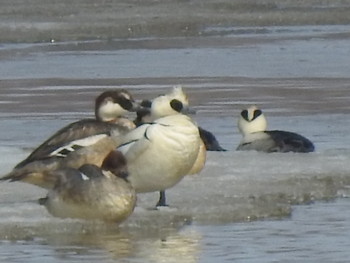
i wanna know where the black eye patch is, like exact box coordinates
[170,99,183,112]
[241,109,249,121]
[117,96,133,111]
[253,109,262,120]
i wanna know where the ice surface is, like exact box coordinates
[0,2,350,259]
[1,141,350,230]
[1,38,350,79]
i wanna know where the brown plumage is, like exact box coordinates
[40,151,136,223]
[1,89,139,187]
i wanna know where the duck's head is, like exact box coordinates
[238,105,267,135]
[151,97,184,119]
[150,85,193,120]
[168,85,189,107]
[101,150,129,181]
[95,89,140,122]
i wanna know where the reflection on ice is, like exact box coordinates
[0,202,200,262]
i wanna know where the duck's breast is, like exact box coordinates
[124,115,201,192]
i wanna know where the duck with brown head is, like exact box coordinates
[40,150,136,223]
[1,89,141,188]
[95,89,139,129]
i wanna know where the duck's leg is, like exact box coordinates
[156,190,168,207]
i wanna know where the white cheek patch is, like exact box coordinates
[99,101,127,120]
[248,111,254,121]
[121,92,131,101]
[170,86,189,106]
[50,134,107,158]
[151,96,176,119]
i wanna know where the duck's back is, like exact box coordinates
[266,130,315,153]
[237,130,314,153]
[16,119,129,168]
[43,166,136,223]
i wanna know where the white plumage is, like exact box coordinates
[118,114,201,193]
[237,105,315,153]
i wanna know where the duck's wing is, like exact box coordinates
[237,137,277,152]
[236,131,272,151]
[38,165,103,206]
[16,119,128,168]
[267,130,315,153]
[117,123,153,163]
[1,136,119,188]
[52,164,105,189]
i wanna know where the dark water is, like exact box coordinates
[1,1,350,262]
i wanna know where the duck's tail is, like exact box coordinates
[1,136,123,188]
[0,158,61,189]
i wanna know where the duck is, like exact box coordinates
[118,95,203,207]
[133,86,209,206]
[1,89,141,188]
[40,150,136,223]
[236,105,315,153]
[134,86,225,151]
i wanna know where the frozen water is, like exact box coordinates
[1,0,350,261]
[1,37,350,79]
[1,107,350,225]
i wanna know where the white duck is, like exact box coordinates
[133,86,208,206]
[119,88,203,207]
[237,105,315,153]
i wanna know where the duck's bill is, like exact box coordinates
[129,101,146,112]
[182,105,196,115]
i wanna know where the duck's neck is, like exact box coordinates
[101,116,136,130]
